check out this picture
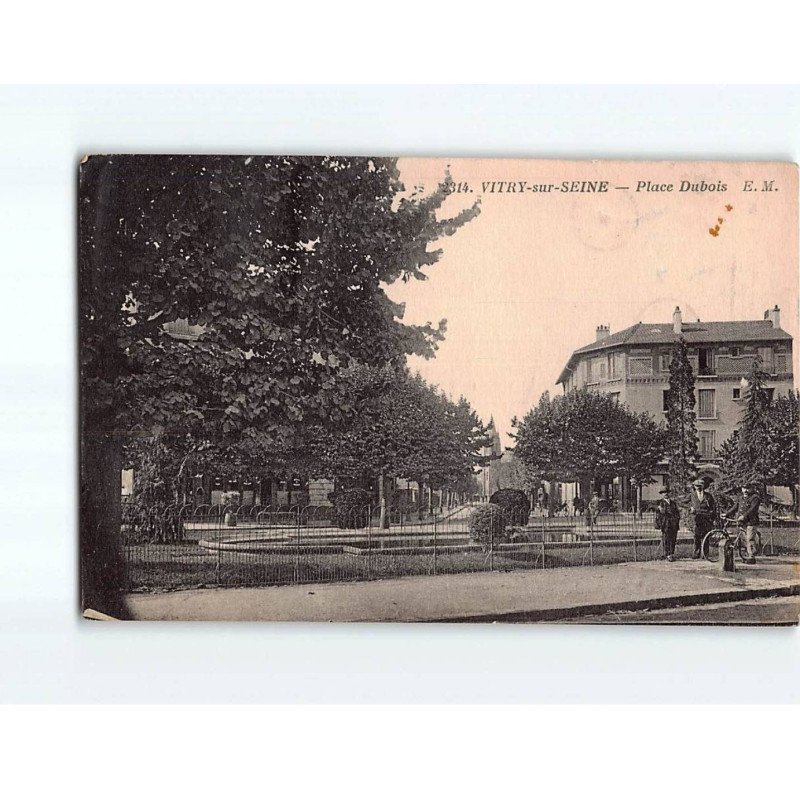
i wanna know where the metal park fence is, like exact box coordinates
[121,502,800,593]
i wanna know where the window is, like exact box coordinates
[766,387,775,403]
[698,347,714,376]
[730,346,740,357]
[757,346,773,371]
[732,388,741,400]
[659,353,671,372]
[698,388,716,419]
[589,356,607,382]
[699,430,716,458]
[628,356,653,376]
[774,353,788,373]
[609,352,623,379]
[662,389,670,412]
[608,392,620,402]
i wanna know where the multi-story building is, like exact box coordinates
[556,305,794,504]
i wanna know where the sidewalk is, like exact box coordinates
[126,556,800,623]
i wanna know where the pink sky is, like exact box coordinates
[388,158,798,448]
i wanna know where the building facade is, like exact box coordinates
[556,306,794,503]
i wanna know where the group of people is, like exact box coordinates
[571,491,603,523]
[655,478,762,564]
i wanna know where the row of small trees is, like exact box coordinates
[290,367,490,527]
[125,366,492,533]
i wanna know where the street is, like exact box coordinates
[567,595,800,625]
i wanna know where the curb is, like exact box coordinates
[431,583,800,623]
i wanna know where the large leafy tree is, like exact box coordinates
[664,337,698,497]
[512,389,667,497]
[80,155,479,614]
[719,383,798,512]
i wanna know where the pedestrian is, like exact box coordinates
[655,488,680,561]
[689,478,717,558]
[735,482,761,564]
[573,495,583,516]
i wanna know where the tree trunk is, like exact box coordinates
[80,430,130,618]
[547,480,557,517]
[378,473,388,529]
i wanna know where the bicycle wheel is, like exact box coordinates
[703,529,723,562]
[737,530,763,560]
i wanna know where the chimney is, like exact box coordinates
[595,324,610,342]
[767,305,781,329]
[673,306,682,334]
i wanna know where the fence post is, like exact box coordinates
[769,508,774,556]
[540,513,546,568]
[488,508,494,572]
[294,504,301,584]
[632,515,638,562]
[366,505,372,580]
[215,513,221,586]
[432,508,438,576]
[589,522,594,567]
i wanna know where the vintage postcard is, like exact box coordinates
[79,156,799,624]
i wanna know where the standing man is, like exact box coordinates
[689,478,717,558]
[655,488,681,562]
[735,483,761,564]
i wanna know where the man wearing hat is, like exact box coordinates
[655,487,681,561]
[735,483,762,564]
[689,477,717,558]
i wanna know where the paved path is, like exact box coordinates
[126,555,800,623]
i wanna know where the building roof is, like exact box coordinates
[557,319,792,385]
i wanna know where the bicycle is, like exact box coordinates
[702,517,762,563]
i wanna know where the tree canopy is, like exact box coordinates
[511,388,667,490]
[80,155,480,447]
[767,390,800,495]
[719,380,798,507]
[289,366,492,494]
